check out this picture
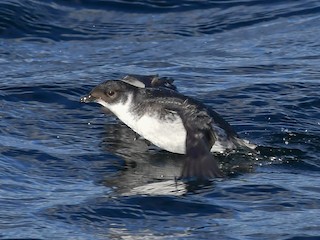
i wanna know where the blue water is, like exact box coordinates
[1,0,320,239]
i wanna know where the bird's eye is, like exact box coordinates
[107,91,115,97]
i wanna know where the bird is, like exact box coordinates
[80,77,256,180]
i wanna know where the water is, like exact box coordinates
[1,0,320,239]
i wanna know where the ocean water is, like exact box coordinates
[1,0,320,239]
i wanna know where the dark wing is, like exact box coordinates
[168,101,224,180]
[121,74,177,91]
[121,75,146,88]
[182,126,223,179]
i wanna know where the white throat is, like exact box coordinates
[96,93,137,129]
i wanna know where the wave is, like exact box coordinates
[1,0,320,41]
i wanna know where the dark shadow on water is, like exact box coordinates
[99,121,257,195]
[285,237,320,240]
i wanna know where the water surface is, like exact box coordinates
[0,0,320,239]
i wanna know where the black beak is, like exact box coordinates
[80,94,95,103]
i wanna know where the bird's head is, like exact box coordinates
[80,80,136,108]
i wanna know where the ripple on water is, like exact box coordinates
[1,0,320,239]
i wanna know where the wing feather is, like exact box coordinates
[168,101,223,179]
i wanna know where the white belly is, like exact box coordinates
[135,114,187,154]
[98,95,187,154]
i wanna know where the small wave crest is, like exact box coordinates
[2,0,320,41]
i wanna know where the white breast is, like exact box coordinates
[97,94,187,154]
[136,113,187,154]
